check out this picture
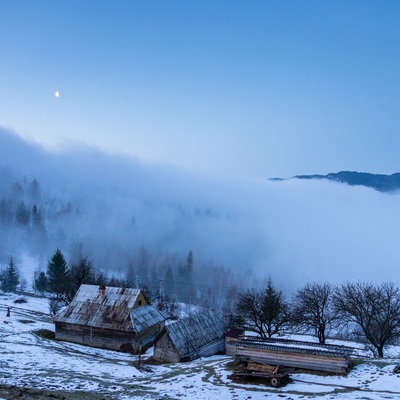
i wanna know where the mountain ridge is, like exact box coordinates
[292,171,400,192]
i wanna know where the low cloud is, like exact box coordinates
[1,127,399,293]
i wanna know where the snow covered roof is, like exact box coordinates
[163,310,225,358]
[54,284,145,332]
[130,305,167,332]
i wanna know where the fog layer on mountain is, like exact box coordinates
[1,127,399,294]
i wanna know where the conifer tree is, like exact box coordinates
[46,248,71,302]
[235,278,288,338]
[126,263,136,287]
[178,251,194,303]
[1,257,20,293]
[31,204,43,228]
[35,271,48,295]
[261,278,289,337]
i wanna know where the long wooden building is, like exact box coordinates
[226,335,354,374]
[54,284,167,352]
[153,310,226,363]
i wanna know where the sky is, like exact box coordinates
[1,1,400,179]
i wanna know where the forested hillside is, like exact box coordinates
[2,129,400,309]
[0,163,250,313]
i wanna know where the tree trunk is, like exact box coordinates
[318,329,325,344]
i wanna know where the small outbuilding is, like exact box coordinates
[153,310,226,363]
[54,284,166,352]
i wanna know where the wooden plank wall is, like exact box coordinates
[153,331,181,363]
[55,322,136,352]
[235,345,349,374]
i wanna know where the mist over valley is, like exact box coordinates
[1,128,400,300]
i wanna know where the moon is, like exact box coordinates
[55,90,60,98]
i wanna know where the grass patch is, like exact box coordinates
[33,329,55,339]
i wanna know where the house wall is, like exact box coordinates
[226,337,239,356]
[55,322,137,352]
[134,292,148,308]
[153,331,181,363]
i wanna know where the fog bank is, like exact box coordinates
[1,128,399,293]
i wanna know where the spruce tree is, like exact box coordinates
[31,204,43,228]
[46,248,71,302]
[261,279,288,337]
[35,271,48,295]
[126,263,136,287]
[178,251,194,303]
[1,257,20,293]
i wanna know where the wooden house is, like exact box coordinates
[54,284,167,352]
[153,310,226,363]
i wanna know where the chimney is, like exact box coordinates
[99,285,106,297]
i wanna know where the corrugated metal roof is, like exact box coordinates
[130,305,167,332]
[54,284,142,332]
[164,310,225,358]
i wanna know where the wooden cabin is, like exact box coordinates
[153,310,225,363]
[54,284,167,352]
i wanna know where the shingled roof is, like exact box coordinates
[55,284,145,332]
[130,305,168,332]
[163,310,225,358]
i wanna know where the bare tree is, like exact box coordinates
[70,256,97,290]
[235,289,265,336]
[235,279,288,338]
[290,282,338,344]
[333,281,400,357]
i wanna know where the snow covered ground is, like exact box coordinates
[1,292,400,399]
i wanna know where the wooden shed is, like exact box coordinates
[54,284,166,352]
[153,310,226,363]
[227,335,354,374]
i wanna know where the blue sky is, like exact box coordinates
[1,1,400,178]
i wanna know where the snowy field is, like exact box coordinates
[1,292,400,400]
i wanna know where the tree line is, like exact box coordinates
[0,174,253,305]
[234,280,400,358]
[0,246,240,316]
[2,247,400,358]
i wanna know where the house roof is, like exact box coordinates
[226,327,245,339]
[54,284,143,332]
[162,310,225,358]
[130,305,167,332]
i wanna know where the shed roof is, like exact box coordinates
[163,310,225,358]
[130,305,167,332]
[54,284,143,332]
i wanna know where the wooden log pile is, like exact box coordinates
[230,361,291,387]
